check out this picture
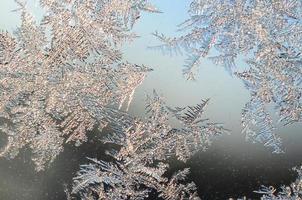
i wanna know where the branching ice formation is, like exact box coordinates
[152,0,302,153]
[0,0,159,171]
[72,91,228,199]
[253,166,302,199]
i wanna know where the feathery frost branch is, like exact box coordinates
[72,91,228,199]
[152,0,302,153]
[0,0,158,171]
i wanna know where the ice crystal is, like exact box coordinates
[72,91,228,199]
[0,0,158,171]
[254,166,302,200]
[241,98,283,153]
[152,0,302,153]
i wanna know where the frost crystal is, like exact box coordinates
[0,0,158,171]
[72,91,227,199]
[254,166,302,200]
[152,0,302,152]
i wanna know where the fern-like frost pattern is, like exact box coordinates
[72,91,228,199]
[0,0,158,171]
[152,0,302,152]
